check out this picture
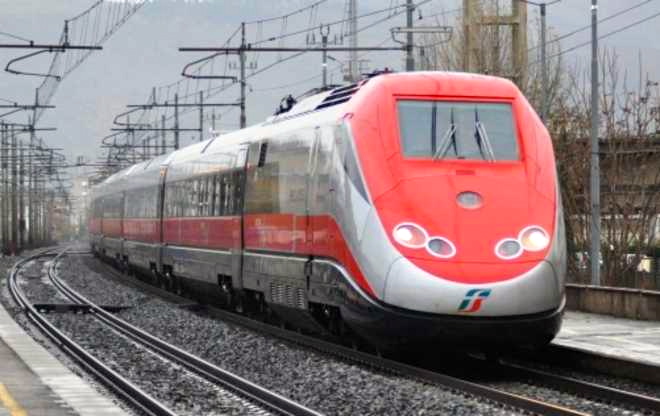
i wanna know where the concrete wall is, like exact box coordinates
[566,283,660,320]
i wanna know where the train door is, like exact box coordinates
[230,145,249,290]
[306,128,321,253]
[156,165,168,272]
[307,126,335,257]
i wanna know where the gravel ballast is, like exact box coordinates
[56,253,660,415]
[58,255,519,416]
[17,258,72,304]
[45,312,270,416]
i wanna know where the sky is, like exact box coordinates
[1,0,659,166]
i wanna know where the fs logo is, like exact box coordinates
[457,288,492,313]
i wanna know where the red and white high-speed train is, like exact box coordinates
[89,71,566,349]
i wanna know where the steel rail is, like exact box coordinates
[493,360,660,412]
[8,250,177,416]
[49,251,321,416]
[88,256,587,416]
[541,344,660,385]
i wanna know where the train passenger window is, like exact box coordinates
[202,177,209,216]
[233,171,243,215]
[171,183,178,217]
[257,142,268,167]
[226,174,234,215]
[213,175,222,217]
[172,183,179,217]
[199,177,207,216]
[175,182,183,217]
[397,100,519,161]
[189,179,198,217]
[104,193,123,218]
[167,182,182,217]
[336,123,369,201]
[208,175,214,216]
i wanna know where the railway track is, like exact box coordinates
[425,354,660,414]
[493,360,660,412]
[8,249,176,416]
[84,253,660,416]
[10,248,320,416]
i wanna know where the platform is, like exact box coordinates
[0,297,129,416]
[556,310,660,367]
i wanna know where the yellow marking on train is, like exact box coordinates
[0,383,28,416]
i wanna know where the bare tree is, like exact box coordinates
[416,0,565,113]
[551,50,660,286]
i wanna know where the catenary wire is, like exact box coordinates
[528,0,655,52]
[531,8,660,65]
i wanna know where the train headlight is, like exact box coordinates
[426,237,456,258]
[393,223,427,248]
[519,226,550,252]
[495,238,523,260]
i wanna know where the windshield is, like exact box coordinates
[397,100,519,161]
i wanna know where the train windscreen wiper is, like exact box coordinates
[433,108,457,160]
[474,108,496,161]
[475,121,496,161]
[433,124,457,160]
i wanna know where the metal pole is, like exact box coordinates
[406,0,415,71]
[35,178,40,245]
[10,128,17,253]
[322,28,328,88]
[45,189,51,243]
[199,90,204,142]
[161,115,166,155]
[128,114,135,163]
[35,175,39,245]
[0,123,6,252]
[27,134,33,246]
[349,0,358,81]
[142,135,147,161]
[240,22,247,128]
[590,0,601,285]
[540,2,548,122]
[18,140,24,250]
[174,93,180,150]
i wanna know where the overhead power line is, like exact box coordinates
[528,0,655,52]
[245,0,329,25]
[32,0,146,122]
[251,0,432,46]
[0,31,33,43]
[533,8,660,64]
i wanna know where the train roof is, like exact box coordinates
[91,71,522,198]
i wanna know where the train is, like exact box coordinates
[89,71,566,350]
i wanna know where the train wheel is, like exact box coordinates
[219,277,234,309]
[150,267,159,285]
[163,271,173,291]
[173,275,183,296]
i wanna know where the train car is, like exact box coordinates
[89,71,566,350]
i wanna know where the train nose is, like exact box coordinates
[376,172,555,262]
[382,256,562,316]
[364,171,565,316]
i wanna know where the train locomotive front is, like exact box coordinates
[330,72,566,349]
[89,71,565,351]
